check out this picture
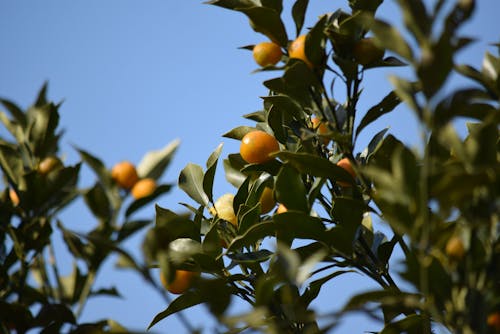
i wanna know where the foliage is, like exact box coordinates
[1,0,499,333]
[142,0,500,333]
[0,83,180,333]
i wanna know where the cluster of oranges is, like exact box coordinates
[111,161,156,200]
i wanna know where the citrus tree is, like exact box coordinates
[0,83,180,333]
[142,0,500,333]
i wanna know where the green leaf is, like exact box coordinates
[261,0,282,13]
[125,183,172,217]
[274,151,354,185]
[222,125,256,140]
[136,139,180,180]
[291,0,309,37]
[275,163,309,212]
[168,238,203,265]
[348,0,383,13]
[380,314,430,334]
[117,220,152,242]
[148,290,204,329]
[178,163,209,206]
[83,183,111,221]
[0,141,24,187]
[223,155,247,188]
[238,6,288,47]
[26,102,60,157]
[155,205,200,242]
[0,98,27,129]
[203,143,223,204]
[205,0,257,11]
[356,91,401,137]
[371,20,414,62]
[227,249,273,264]
[273,211,326,244]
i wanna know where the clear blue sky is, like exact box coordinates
[1,1,499,333]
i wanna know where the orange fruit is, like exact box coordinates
[214,193,238,227]
[131,178,157,200]
[160,269,199,295]
[240,130,280,164]
[445,236,465,260]
[488,312,500,332]
[353,38,384,66]
[336,158,356,187]
[288,35,313,68]
[111,161,139,190]
[276,203,288,214]
[9,188,19,206]
[253,42,283,67]
[38,156,63,175]
[311,116,330,145]
[259,187,276,214]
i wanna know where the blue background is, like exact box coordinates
[1,1,499,333]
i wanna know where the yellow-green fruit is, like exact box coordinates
[445,236,465,260]
[259,187,276,214]
[214,193,237,227]
[253,42,283,67]
[38,156,63,175]
[9,188,19,206]
[353,38,384,66]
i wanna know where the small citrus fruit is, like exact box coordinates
[259,187,276,214]
[311,116,330,145]
[131,178,156,200]
[214,193,238,227]
[111,161,139,190]
[9,188,19,206]
[253,42,283,67]
[487,312,500,332]
[38,156,63,175]
[445,236,465,260]
[289,35,313,68]
[336,158,356,187]
[160,269,199,294]
[353,38,384,66]
[240,130,280,164]
[276,203,288,214]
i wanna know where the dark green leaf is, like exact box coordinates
[356,91,401,137]
[222,126,256,140]
[83,183,111,221]
[117,220,152,242]
[238,6,288,47]
[292,0,309,37]
[227,249,273,264]
[371,20,414,62]
[148,291,204,329]
[203,143,223,204]
[275,163,309,212]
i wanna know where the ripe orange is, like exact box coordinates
[253,42,283,67]
[9,188,19,206]
[259,187,276,214]
[288,35,313,68]
[111,161,139,190]
[276,203,287,214]
[445,236,465,260]
[240,130,280,164]
[214,193,238,227]
[160,269,199,295]
[336,158,356,187]
[38,156,63,175]
[488,312,500,333]
[353,38,384,66]
[131,178,157,200]
[311,116,330,145]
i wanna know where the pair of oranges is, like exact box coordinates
[252,34,312,68]
[253,35,384,68]
[111,161,156,200]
